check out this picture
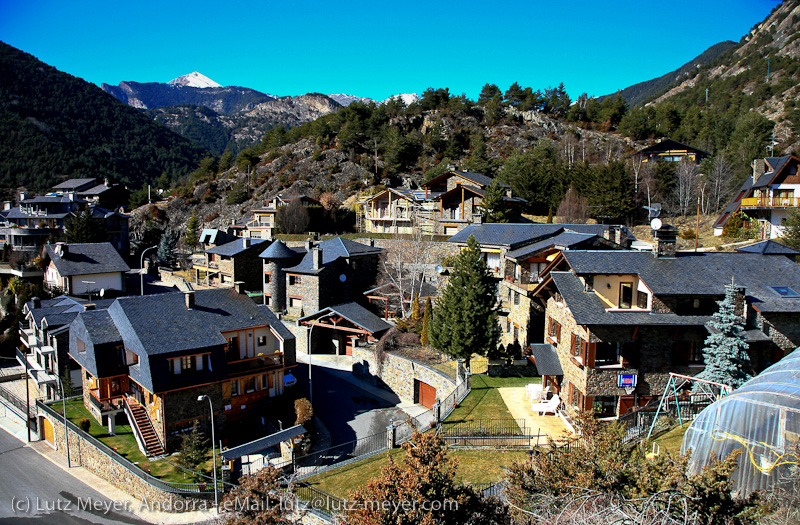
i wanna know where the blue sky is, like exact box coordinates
[0,0,782,101]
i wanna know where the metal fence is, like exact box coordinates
[293,431,388,478]
[0,384,38,434]
[618,394,713,443]
[294,482,345,521]
[37,399,225,496]
[438,418,551,448]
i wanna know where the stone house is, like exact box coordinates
[448,223,632,349]
[43,242,130,296]
[530,239,800,419]
[713,154,800,239]
[68,288,296,456]
[193,237,268,291]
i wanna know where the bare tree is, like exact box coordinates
[674,158,699,217]
[556,185,590,223]
[708,154,734,214]
[276,199,310,234]
[377,225,439,318]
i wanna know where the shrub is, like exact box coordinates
[679,227,696,240]
[79,418,91,432]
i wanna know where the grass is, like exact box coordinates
[446,375,537,422]
[52,399,219,484]
[652,424,690,457]
[304,448,526,499]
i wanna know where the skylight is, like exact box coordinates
[770,286,800,298]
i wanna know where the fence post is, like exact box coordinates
[432,400,441,428]
[386,419,397,449]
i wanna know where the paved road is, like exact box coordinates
[0,427,150,525]
[293,362,406,446]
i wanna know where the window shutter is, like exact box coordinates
[173,359,181,375]
[555,322,561,342]
[583,395,594,412]
[571,334,577,356]
[196,355,204,371]
[619,396,635,415]
[585,342,596,368]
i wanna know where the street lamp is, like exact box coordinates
[140,245,158,296]
[305,311,335,407]
[197,395,218,511]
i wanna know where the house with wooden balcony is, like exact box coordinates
[529,242,800,419]
[244,207,278,240]
[17,296,112,400]
[714,155,800,239]
[362,188,433,235]
[633,138,710,164]
[68,288,296,456]
[447,223,633,349]
[194,237,268,291]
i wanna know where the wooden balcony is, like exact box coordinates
[741,197,800,208]
[227,353,283,377]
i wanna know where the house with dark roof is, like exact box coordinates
[713,155,800,239]
[17,296,114,400]
[299,303,392,356]
[262,238,383,318]
[193,237,268,291]
[69,288,296,456]
[43,242,130,296]
[735,240,800,261]
[448,223,633,348]
[51,177,130,210]
[361,188,433,235]
[633,138,710,164]
[529,240,800,419]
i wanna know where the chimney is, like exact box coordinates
[234,281,245,294]
[603,228,612,241]
[752,158,766,184]
[305,239,314,252]
[54,242,67,257]
[368,238,375,247]
[312,247,323,270]
[185,291,195,309]
[32,297,41,309]
[243,237,249,248]
[83,303,96,311]
[653,225,678,259]
[3,201,11,211]
[615,226,625,247]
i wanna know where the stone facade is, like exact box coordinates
[38,403,208,513]
[498,280,533,348]
[351,347,459,404]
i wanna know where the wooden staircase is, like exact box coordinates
[125,399,165,457]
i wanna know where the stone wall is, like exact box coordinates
[758,312,800,352]
[38,402,208,512]
[351,347,458,404]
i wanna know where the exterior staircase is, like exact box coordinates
[125,399,165,457]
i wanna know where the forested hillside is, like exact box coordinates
[0,41,208,197]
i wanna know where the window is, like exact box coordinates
[637,291,648,309]
[513,292,520,306]
[264,273,272,284]
[289,275,302,285]
[513,325,518,342]
[181,356,194,372]
[619,282,633,309]
[595,342,620,365]
[771,286,800,298]
[689,341,704,364]
[290,297,302,308]
[506,319,511,333]
[593,396,617,417]
[77,338,86,354]
[171,359,181,375]
[257,335,267,347]
[230,380,240,397]
[571,334,582,357]
[244,376,256,393]
[548,318,561,343]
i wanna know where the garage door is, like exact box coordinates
[416,380,437,409]
[42,417,54,445]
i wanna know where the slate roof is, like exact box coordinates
[108,288,294,356]
[5,208,72,220]
[423,170,510,189]
[505,232,597,260]
[205,237,267,257]
[285,238,381,274]
[90,205,127,220]
[634,138,710,157]
[51,178,96,191]
[299,302,392,335]
[46,243,130,277]
[21,195,86,204]
[434,184,527,204]
[448,223,635,249]
[78,183,112,196]
[548,271,713,326]
[220,425,306,462]
[530,344,563,376]
[81,309,122,345]
[736,240,800,256]
[259,240,299,259]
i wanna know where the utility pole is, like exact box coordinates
[695,197,700,252]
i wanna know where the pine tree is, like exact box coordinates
[695,281,752,389]
[782,209,800,250]
[64,209,106,243]
[421,297,432,346]
[184,209,199,251]
[411,294,421,321]
[156,229,179,268]
[480,180,512,223]
[430,235,500,369]
[178,420,209,480]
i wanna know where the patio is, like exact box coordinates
[498,387,573,445]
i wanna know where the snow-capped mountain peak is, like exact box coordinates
[168,72,222,89]
[382,93,420,105]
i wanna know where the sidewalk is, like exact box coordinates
[0,408,217,524]
[296,353,430,419]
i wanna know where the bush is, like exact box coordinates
[79,418,91,432]
[722,211,748,238]
[679,227,696,240]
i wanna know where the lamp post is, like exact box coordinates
[140,245,158,296]
[197,395,218,511]
[305,311,335,407]
[54,374,71,468]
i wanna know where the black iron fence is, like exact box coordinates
[293,431,388,478]
[438,418,552,448]
[294,482,345,521]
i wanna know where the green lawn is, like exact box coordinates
[446,375,537,422]
[304,447,526,499]
[653,424,690,457]
[52,399,219,484]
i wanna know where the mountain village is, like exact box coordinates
[1,3,800,524]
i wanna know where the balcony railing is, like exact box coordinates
[16,347,57,385]
[741,197,800,208]
[227,353,283,376]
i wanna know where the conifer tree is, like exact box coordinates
[411,293,420,321]
[178,420,209,480]
[184,209,199,251]
[430,235,500,369]
[156,229,179,268]
[480,180,512,223]
[64,209,106,243]
[421,297,432,346]
[696,281,752,389]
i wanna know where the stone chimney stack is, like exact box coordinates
[305,239,314,252]
[653,225,678,259]
[185,291,195,309]
[312,247,323,270]
[32,297,41,309]
[234,281,245,294]
[752,158,766,183]
[243,237,249,248]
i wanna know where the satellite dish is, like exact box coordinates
[650,218,663,230]
[435,264,444,274]
[99,288,105,297]
[339,274,347,282]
